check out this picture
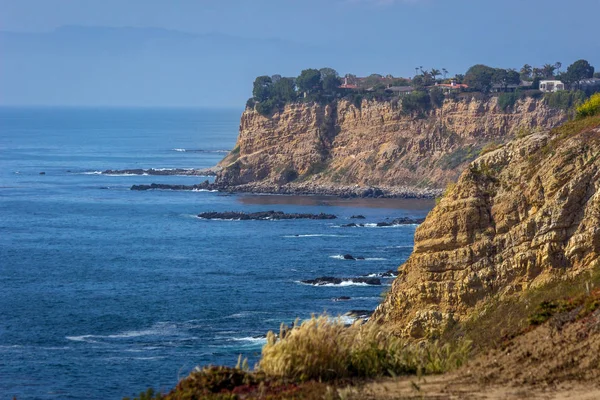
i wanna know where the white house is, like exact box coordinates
[539,80,565,93]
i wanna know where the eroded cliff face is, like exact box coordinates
[373,117,600,338]
[218,97,566,192]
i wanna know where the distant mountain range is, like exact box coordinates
[0,26,339,107]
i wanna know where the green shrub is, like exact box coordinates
[245,97,256,110]
[259,315,471,381]
[544,90,586,111]
[576,93,600,118]
[401,90,431,115]
[497,92,520,111]
[255,99,275,116]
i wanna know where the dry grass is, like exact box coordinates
[259,316,471,382]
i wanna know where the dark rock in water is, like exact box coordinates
[333,296,351,302]
[391,216,426,225]
[39,172,45,175]
[350,215,366,219]
[353,277,381,285]
[356,256,365,260]
[374,217,426,227]
[302,276,381,286]
[346,310,374,319]
[376,222,393,227]
[131,181,213,191]
[198,211,337,220]
[381,269,398,277]
[302,276,342,285]
[343,254,356,260]
[341,223,358,227]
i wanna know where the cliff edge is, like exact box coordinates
[217,97,566,196]
[373,115,600,338]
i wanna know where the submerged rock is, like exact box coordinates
[343,254,356,260]
[350,215,366,219]
[333,296,351,301]
[197,211,337,220]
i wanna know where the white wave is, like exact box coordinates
[66,322,182,343]
[191,189,219,192]
[172,148,230,153]
[66,335,98,343]
[335,315,358,325]
[106,173,148,177]
[296,280,376,287]
[283,234,348,238]
[356,223,419,228]
[329,255,387,261]
[229,336,267,344]
[81,171,103,175]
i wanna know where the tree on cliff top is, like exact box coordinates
[562,59,595,89]
[320,68,341,94]
[252,76,273,102]
[464,64,495,92]
[296,69,322,95]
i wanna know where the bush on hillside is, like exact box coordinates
[576,93,600,118]
[544,90,586,111]
[259,315,471,381]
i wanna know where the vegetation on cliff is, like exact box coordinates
[246,59,597,117]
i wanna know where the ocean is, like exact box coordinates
[0,107,434,399]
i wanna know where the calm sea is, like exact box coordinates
[0,107,434,399]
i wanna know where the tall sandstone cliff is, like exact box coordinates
[218,97,566,193]
[373,116,600,338]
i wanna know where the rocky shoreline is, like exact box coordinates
[104,167,219,176]
[130,180,442,199]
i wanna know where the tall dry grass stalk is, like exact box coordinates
[259,315,470,381]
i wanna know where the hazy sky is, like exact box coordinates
[1,0,599,107]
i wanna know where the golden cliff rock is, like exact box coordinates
[373,116,600,337]
[217,97,566,195]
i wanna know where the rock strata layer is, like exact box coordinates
[373,117,600,338]
[217,97,566,194]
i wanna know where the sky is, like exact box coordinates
[1,0,599,107]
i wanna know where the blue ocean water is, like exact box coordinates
[0,107,434,399]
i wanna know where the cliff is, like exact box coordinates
[217,97,566,195]
[373,116,600,338]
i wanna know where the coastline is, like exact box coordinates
[130,180,443,199]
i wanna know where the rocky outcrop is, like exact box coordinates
[372,117,600,338]
[301,277,382,286]
[103,167,218,176]
[217,97,566,193]
[197,211,337,220]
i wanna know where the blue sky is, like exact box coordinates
[1,0,599,106]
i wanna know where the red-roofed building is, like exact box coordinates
[435,81,468,94]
